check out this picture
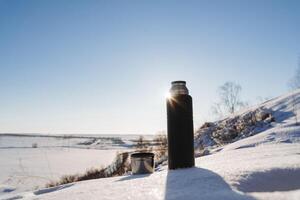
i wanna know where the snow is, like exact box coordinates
[0,134,144,196]
[1,90,300,200]
[0,148,118,194]
[4,141,297,200]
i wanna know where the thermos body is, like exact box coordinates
[167,81,195,170]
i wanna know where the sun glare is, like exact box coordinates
[165,92,172,99]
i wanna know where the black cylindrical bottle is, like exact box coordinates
[167,81,195,170]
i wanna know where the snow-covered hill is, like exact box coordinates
[2,90,300,200]
[195,89,300,154]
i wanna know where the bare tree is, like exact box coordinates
[136,136,146,150]
[292,94,299,126]
[288,56,300,125]
[153,132,167,159]
[212,82,246,117]
[289,56,300,90]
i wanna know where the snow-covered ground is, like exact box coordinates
[0,134,146,197]
[0,148,118,194]
[3,141,298,200]
[2,90,300,200]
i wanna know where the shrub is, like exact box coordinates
[153,134,167,160]
[46,152,130,188]
[32,143,38,148]
[136,136,147,150]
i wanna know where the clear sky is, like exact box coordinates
[0,0,299,135]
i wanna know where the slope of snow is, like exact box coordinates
[2,90,300,200]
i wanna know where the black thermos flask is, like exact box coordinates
[167,81,195,170]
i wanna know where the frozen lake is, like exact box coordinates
[0,134,148,195]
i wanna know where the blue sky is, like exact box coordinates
[0,0,299,134]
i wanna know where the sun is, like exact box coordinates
[165,92,172,99]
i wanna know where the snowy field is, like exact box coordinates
[0,134,147,197]
[3,129,299,200]
[13,142,298,200]
[1,90,300,200]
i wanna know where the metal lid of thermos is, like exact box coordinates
[169,81,189,96]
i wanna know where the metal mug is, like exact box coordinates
[131,152,155,175]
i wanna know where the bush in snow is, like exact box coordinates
[135,136,148,150]
[152,133,168,167]
[32,143,38,148]
[46,152,130,188]
[195,107,275,155]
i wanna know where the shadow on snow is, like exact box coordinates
[164,167,254,200]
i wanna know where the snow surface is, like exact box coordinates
[3,141,298,200]
[0,134,144,196]
[2,90,300,200]
[0,148,118,194]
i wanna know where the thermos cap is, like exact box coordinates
[170,81,189,95]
